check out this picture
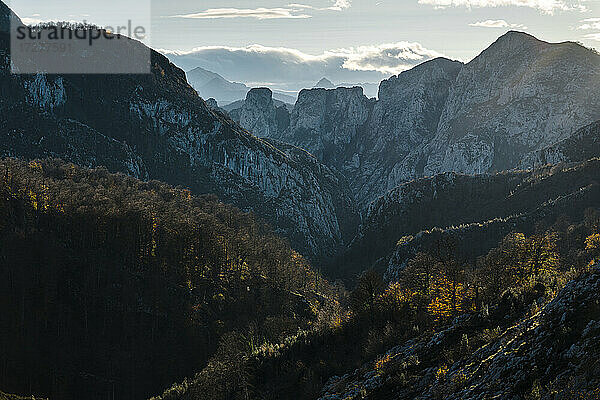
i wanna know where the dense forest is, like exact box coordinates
[154,207,599,399]
[0,158,341,400]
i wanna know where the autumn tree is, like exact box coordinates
[586,234,600,261]
[401,252,437,299]
[427,259,473,320]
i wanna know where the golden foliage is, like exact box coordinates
[380,282,413,306]
[375,353,393,371]
[436,364,449,381]
[397,235,414,247]
[28,160,43,171]
[586,234,600,251]
[427,272,473,319]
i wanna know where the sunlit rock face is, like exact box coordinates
[236,88,280,138]
[358,57,462,206]
[280,87,373,168]
[0,14,359,261]
[258,59,462,208]
[424,31,600,176]
[236,33,600,212]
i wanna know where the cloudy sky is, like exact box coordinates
[10,0,600,89]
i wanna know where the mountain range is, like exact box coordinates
[184,66,379,106]
[226,32,600,211]
[163,48,387,98]
[0,8,359,261]
[1,2,598,269]
[186,66,296,106]
[2,1,600,399]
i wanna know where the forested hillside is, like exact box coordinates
[0,3,359,262]
[0,158,340,400]
[333,158,600,281]
[154,206,600,399]
[1,3,600,399]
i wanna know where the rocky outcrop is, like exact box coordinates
[424,32,600,176]
[319,266,600,400]
[228,88,292,138]
[239,33,600,210]
[204,98,220,110]
[236,88,283,138]
[278,87,374,175]
[0,4,359,260]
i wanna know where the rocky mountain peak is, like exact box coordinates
[468,30,549,71]
[0,0,20,32]
[235,87,281,138]
[497,30,543,44]
[424,31,600,176]
[245,87,274,108]
[314,77,335,88]
[288,86,371,144]
[377,57,462,102]
[205,98,220,110]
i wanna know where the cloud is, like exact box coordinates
[160,42,446,90]
[577,17,600,30]
[331,0,352,10]
[418,0,588,14]
[331,42,445,74]
[170,1,351,20]
[289,0,352,11]
[469,19,528,28]
[577,17,600,42]
[171,7,311,20]
[584,33,600,41]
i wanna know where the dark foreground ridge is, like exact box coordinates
[0,158,339,399]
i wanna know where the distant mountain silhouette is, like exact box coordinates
[186,66,296,105]
[314,77,335,88]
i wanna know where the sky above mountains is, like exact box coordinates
[10,0,600,88]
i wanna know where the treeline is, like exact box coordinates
[0,158,339,400]
[370,215,597,326]
[161,209,599,399]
